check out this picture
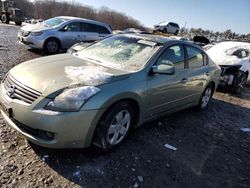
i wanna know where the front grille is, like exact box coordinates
[19,30,30,37]
[3,74,41,104]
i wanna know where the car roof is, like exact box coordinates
[56,16,111,29]
[120,33,198,47]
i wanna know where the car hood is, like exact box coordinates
[207,51,249,66]
[21,22,51,32]
[9,54,129,96]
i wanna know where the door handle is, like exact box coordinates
[181,78,188,84]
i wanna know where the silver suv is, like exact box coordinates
[154,22,180,35]
[18,16,112,54]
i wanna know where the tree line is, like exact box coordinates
[13,0,145,30]
[13,0,250,43]
[180,28,250,43]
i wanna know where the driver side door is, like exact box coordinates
[58,22,82,49]
[145,44,190,119]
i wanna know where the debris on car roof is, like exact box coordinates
[164,144,177,151]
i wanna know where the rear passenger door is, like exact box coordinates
[185,45,210,102]
[80,22,99,42]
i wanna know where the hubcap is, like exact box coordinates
[47,41,58,53]
[107,110,131,145]
[201,87,212,108]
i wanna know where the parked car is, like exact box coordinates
[207,41,250,93]
[0,34,221,151]
[153,22,180,35]
[17,16,112,54]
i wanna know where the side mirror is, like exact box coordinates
[59,26,69,32]
[152,64,175,75]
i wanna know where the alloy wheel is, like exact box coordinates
[107,110,131,145]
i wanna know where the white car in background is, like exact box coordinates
[153,22,180,35]
[207,41,250,93]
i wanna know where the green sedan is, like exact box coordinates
[0,34,221,150]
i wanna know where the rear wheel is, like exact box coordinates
[44,38,60,54]
[163,28,168,33]
[1,14,9,24]
[233,72,247,94]
[197,84,214,110]
[15,21,22,26]
[94,102,135,151]
[174,30,179,35]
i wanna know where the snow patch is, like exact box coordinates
[207,41,250,66]
[65,65,113,85]
[164,144,177,151]
[240,128,250,132]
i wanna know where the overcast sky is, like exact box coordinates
[31,0,250,34]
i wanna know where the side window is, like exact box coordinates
[156,44,185,70]
[203,53,209,65]
[81,23,97,32]
[187,46,204,68]
[98,26,111,34]
[66,22,81,32]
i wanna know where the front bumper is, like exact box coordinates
[18,32,45,49]
[0,83,104,148]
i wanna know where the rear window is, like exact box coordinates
[81,23,97,32]
[187,46,204,68]
[98,25,111,34]
[169,22,179,27]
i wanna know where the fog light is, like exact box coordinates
[46,132,54,139]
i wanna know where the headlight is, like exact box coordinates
[30,31,43,36]
[45,86,101,112]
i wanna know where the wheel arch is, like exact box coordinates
[43,37,61,50]
[87,96,141,147]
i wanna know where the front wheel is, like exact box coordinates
[94,102,135,151]
[43,38,60,54]
[197,84,214,110]
[233,72,247,94]
[1,14,9,24]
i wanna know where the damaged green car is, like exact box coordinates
[0,34,221,150]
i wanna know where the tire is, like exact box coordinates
[43,38,60,54]
[15,21,22,26]
[94,101,135,151]
[163,28,168,33]
[1,14,9,24]
[197,84,214,110]
[174,30,179,35]
[233,72,247,94]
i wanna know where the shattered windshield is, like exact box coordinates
[44,17,68,27]
[76,35,161,72]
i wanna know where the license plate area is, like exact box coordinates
[0,101,13,118]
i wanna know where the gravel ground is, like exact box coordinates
[0,23,250,188]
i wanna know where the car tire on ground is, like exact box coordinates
[94,101,135,151]
[233,72,247,94]
[15,21,22,26]
[197,84,214,110]
[1,14,9,24]
[163,28,168,33]
[43,38,60,54]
